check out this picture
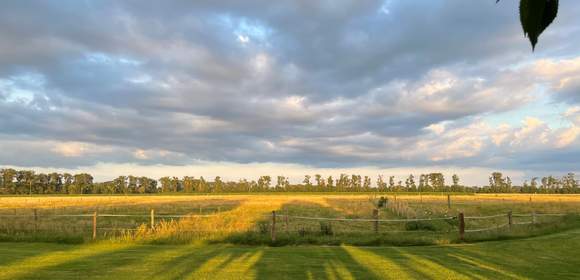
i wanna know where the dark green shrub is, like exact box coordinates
[319,222,333,236]
[257,221,270,234]
[405,221,436,231]
[377,196,388,208]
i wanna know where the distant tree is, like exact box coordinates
[0,169,16,194]
[489,172,507,193]
[159,176,171,193]
[396,180,403,192]
[73,173,93,194]
[405,174,416,192]
[418,174,426,193]
[451,174,464,192]
[213,176,223,193]
[48,172,62,193]
[350,175,361,191]
[314,174,325,191]
[258,176,271,191]
[139,177,157,193]
[363,176,371,191]
[522,180,530,193]
[128,176,138,193]
[377,175,387,192]
[561,173,578,193]
[327,176,334,191]
[428,173,445,192]
[63,173,73,194]
[197,176,207,193]
[530,177,539,193]
[182,176,195,193]
[303,175,312,189]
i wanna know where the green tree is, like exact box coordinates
[258,176,271,191]
[303,175,312,190]
[182,176,195,193]
[363,176,371,191]
[73,173,93,194]
[405,174,416,192]
[197,176,207,193]
[48,172,62,193]
[213,176,223,193]
[0,168,16,194]
[388,176,395,191]
[327,176,334,191]
[314,174,325,191]
[276,176,289,191]
[377,175,387,192]
[428,173,445,192]
[451,174,462,192]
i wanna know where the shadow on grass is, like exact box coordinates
[2,228,580,279]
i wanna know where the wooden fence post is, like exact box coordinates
[285,210,289,233]
[199,205,202,214]
[271,211,277,242]
[458,212,465,241]
[150,209,155,230]
[373,209,379,233]
[447,194,451,209]
[33,209,38,234]
[532,212,536,225]
[92,211,97,240]
[508,211,513,230]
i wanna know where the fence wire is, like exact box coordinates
[0,211,572,236]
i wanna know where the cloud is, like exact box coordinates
[52,142,100,157]
[0,1,579,178]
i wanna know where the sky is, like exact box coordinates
[0,0,579,185]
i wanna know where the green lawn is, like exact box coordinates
[1,229,579,280]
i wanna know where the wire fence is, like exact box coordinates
[0,209,574,241]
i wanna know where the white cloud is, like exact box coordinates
[133,149,149,160]
[51,142,108,157]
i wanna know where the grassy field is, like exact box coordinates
[0,194,579,279]
[0,194,579,245]
[0,228,579,279]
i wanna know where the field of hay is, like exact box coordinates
[0,194,579,245]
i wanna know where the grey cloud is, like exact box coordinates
[0,0,579,171]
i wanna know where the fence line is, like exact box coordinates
[0,212,569,221]
[274,214,455,222]
[465,223,509,233]
[0,209,573,242]
[464,213,506,220]
[0,213,218,218]
[535,213,568,217]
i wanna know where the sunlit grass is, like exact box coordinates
[0,227,579,279]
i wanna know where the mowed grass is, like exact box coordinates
[1,228,580,279]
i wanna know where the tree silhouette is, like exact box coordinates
[499,0,559,50]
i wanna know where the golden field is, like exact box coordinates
[0,194,579,244]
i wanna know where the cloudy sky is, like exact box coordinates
[1,0,579,185]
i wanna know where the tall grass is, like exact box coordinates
[0,194,578,245]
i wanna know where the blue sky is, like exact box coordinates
[0,0,579,185]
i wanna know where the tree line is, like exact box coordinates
[0,169,578,195]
